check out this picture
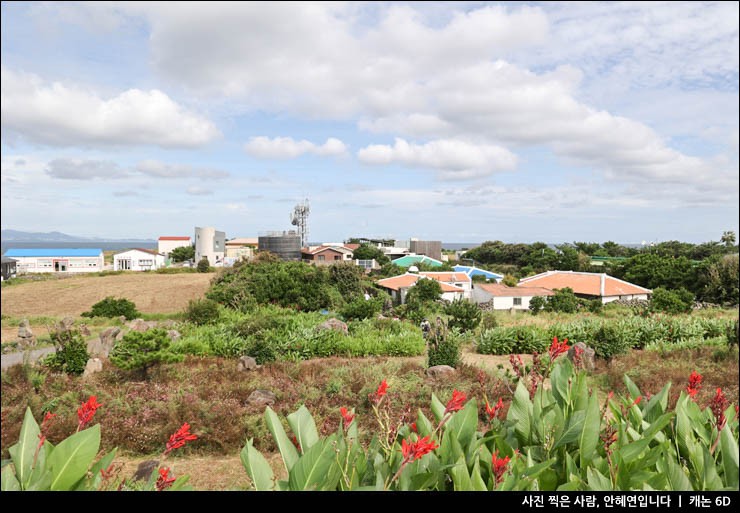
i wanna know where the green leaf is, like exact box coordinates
[549,359,570,410]
[416,410,434,438]
[1,468,21,491]
[471,458,488,491]
[508,381,532,446]
[522,458,557,479]
[287,405,320,453]
[644,382,670,421]
[665,457,692,491]
[288,436,340,490]
[578,392,600,468]
[8,407,40,489]
[553,410,585,449]
[240,438,275,491]
[623,374,641,401]
[444,399,478,449]
[47,425,100,491]
[586,467,612,491]
[449,457,473,491]
[720,426,739,489]
[430,393,445,423]
[538,468,559,491]
[265,406,299,474]
[77,447,117,491]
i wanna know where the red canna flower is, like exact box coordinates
[100,463,116,481]
[291,434,301,452]
[370,379,389,404]
[631,396,642,407]
[686,370,702,399]
[491,450,511,485]
[486,398,504,421]
[548,336,570,361]
[156,467,176,491]
[164,422,198,456]
[37,411,57,447]
[410,422,417,433]
[340,407,355,429]
[77,396,102,431]
[710,388,729,430]
[402,436,439,463]
[444,389,467,414]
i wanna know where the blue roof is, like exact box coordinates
[453,265,503,280]
[4,248,103,257]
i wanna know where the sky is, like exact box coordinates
[1,1,738,244]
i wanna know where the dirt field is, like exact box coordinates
[0,273,213,317]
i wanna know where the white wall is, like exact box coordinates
[113,250,165,271]
[158,239,191,256]
[195,227,226,265]
[602,294,650,304]
[12,255,104,274]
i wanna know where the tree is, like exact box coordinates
[721,230,737,247]
[443,298,481,332]
[81,296,139,319]
[650,287,694,314]
[110,328,183,379]
[406,277,443,304]
[170,245,195,263]
[701,254,739,305]
[352,243,389,265]
[197,257,211,273]
[529,296,546,315]
[544,287,579,313]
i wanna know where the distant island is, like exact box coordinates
[1,229,155,243]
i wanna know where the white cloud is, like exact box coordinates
[244,136,347,159]
[185,186,213,196]
[1,67,220,148]
[45,158,127,180]
[135,160,229,179]
[357,138,517,179]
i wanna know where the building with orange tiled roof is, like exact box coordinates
[376,271,471,304]
[518,270,652,304]
[472,283,554,310]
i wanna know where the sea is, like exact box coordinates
[1,241,158,254]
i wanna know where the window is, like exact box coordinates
[317,255,325,261]
[513,297,522,306]
[334,255,341,260]
[139,259,153,266]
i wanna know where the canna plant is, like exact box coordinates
[242,361,739,491]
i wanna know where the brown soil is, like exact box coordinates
[0,273,213,318]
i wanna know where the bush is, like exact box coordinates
[727,319,739,348]
[443,298,481,332]
[43,329,89,375]
[405,277,443,304]
[110,329,183,379]
[197,257,211,273]
[480,311,499,331]
[650,287,694,314]
[170,245,195,263]
[427,337,460,368]
[340,296,383,321]
[544,287,579,313]
[81,296,139,320]
[185,298,220,325]
[528,296,546,315]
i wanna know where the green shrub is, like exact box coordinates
[170,245,195,263]
[405,277,443,304]
[480,311,499,330]
[650,287,694,314]
[544,287,579,313]
[43,329,89,376]
[726,319,738,348]
[81,296,139,320]
[340,296,382,321]
[528,296,546,315]
[427,337,460,368]
[443,298,481,332]
[197,257,211,273]
[590,322,632,360]
[247,338,277,364]
[110,328,183,379]
[185,298,220,325]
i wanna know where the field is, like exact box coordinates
[0,272,213,318]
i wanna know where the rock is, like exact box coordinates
[83,358,103,378]
[426,365,456,378]
[568,342,596,371]
[316,318,348,335]
[58,317,75,332]
[18,319,33,338]
[90,327,121,358]
[119,316,127,323]
[167,330,181,341]
[247,389,276,406]
[237,356,258,372]
[79,324,91,336]
[132,460,160,482]
[128,318,156,332]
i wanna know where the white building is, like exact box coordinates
[472,283,554,310]
[113,248,166,271]
[376,271,472,304]
[225,237,258,261]
[158,236,191,257]
[518,271,652,304]
[4,248,104,274]
[195,226,226,266]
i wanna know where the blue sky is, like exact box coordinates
[1,1,738,244]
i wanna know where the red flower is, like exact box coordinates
[491,450,511,485]
[164,422,198,455]
[340,407,355,429]
[444,389,467,414]
[486,398,504,421]
[77,396,102,431]
[370,379,389,404]
[686,370,703,399]
[156,467,176,491]
[410,422,417,433]
[548,337,570,360]
[630,396,642,408]
[710,388,729,430]
[291,434,301,452]
[402,436,439,463]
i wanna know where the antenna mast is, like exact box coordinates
[290,198,310,248]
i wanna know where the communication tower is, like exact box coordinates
[290,199,310,248]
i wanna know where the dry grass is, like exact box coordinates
[0,272,213,317]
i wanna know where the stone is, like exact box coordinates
[90,327,121,358]
[568,342,596,371]
[167,330,181,341]
[426,365,456,378]
[128,318,156,332]
[18,319,33,339]
[237,355,258,372]
[132,460,160,482]
[247,389,276,406]
[83,358,103,378]
[118,316,127,323]
[316,318,348,335]
[79,324,91,336]
[58,317,75,332]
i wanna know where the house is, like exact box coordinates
[472,283,554,310]
[113,248,166,271]
[225,238,258,261]
[376,271,472,304]
[391,254,445,268]
[1,256,17,281]
[157,236,191,258]
[518,270,652,304]
[452,265,503,283]
[302,243,355,266]
[195,226,226,266]
[3,248,104,274]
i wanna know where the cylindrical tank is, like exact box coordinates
[258,231,301,261]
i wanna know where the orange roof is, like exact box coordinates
[158,236,190,241]
[345,243,360,251]
[226,237,258,246]
[518,271,651,297]
[376,273,465,293]
[419,271,471,284]
[476,283,554,297]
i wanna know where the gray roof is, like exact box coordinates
[2,256,18,264]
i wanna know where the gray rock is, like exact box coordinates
[317,318,348,335]
[426,365,456,378]
[568,342,596,371]
[118,316,127,323]
[79,324,91,336]
[247,389,276,406]
[237,355,258,372]
[167,330,181,341]
[18,319,33,339]
[83,358,103,378]
[90,327,121,358]
[132,460,160,482]
[58,317,75,332]
[128,318,156,332]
